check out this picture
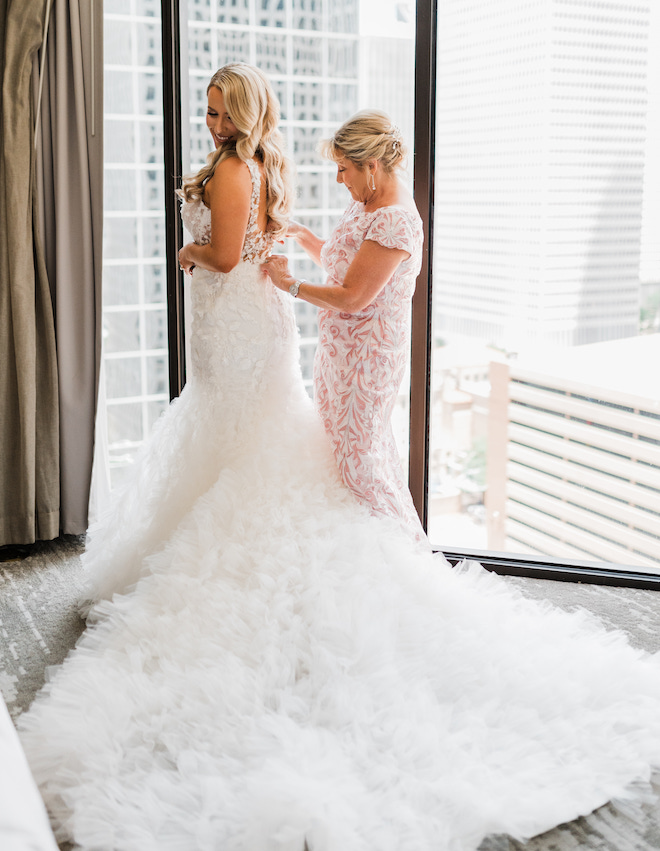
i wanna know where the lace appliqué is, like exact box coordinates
[180,158,274,264]
[242,159,273,264]
[178,157,297,418]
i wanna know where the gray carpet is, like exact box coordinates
[1,537,660,850]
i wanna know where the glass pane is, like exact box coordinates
[429,0,660,572]
[102,1,169,482]
[103,310,141,354]
[104,120,136,162]
[292,37,323,76]
[105,356,142,398]
[256,33,288,73]
[102,265,139,306]
[182,0,417,469]
[256,0,286,29]
[216,0,250,25]
[104,70,134,113]
[104,169,138,211]
[292,0,322,31]
[189,0,211,22]
[146,356,169,395]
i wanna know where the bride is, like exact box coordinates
[17,62,660,851]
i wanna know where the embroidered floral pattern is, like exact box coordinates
[315,203,426,541]
[179,159,295,411]
[181,158,273,266]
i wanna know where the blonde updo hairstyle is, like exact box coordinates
[320,110,406,174]
[180,62,292,238]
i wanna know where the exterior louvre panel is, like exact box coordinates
[487,359,660,570]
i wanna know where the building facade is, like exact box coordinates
[486,337,660,571]
[432,0,651,350]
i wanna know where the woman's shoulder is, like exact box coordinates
[362,203,422,253]
[207,154,252,184]
[358,201,421,226]
[203,155,253,203]
[381,204,420,226]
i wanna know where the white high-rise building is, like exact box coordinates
[433,0,651,349]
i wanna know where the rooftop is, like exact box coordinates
[515,334,660,409]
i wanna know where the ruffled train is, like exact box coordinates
[16,263,660,851]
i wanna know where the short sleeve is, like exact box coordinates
[364,208,417,256]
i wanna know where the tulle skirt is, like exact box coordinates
[17,369,660,850]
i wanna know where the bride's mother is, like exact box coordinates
[263,110,426,543]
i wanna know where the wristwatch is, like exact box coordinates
[288,279,304,298]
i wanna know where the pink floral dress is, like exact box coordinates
[314,201,426,542]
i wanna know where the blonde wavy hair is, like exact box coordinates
[180,63,292,237]
[320,110,406,173]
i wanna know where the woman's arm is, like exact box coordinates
[178,157,252,275]
[263,239,409,314]
[287,220,325,267]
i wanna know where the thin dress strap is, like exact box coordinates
[242,159,273,263]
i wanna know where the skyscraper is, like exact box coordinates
[433,0,651,349]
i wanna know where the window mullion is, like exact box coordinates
[410,0,437,531]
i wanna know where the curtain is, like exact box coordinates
[35,0,103,535]
[0,0,103,545]
[0,0,60,545]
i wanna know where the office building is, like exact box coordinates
[432,0,651,350]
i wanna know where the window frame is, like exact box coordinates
[162,0,186,400]
[159,0,660,590]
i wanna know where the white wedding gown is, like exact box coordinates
[18,160,660,851]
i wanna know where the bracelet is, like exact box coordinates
[288,279,305,298]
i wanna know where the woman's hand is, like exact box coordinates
[178,243,197,276]
[286,220,306,241]
[284,220,325,266]
[262,254,294,293]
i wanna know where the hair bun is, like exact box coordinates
[321,110,407,174]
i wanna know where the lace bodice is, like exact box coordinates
[177,156,298,420]
[180,158,274,264]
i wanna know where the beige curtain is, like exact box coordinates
[0,0,60,545]
[35,0,103,535]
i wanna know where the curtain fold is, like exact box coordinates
[1,0,103,545]
[0,0,60,545]
[35,0,103,535]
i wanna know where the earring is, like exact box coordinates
[369,172,376,191]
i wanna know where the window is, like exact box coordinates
[102,2,168,490]
[103,0,660,582]
[426,0,660,574]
